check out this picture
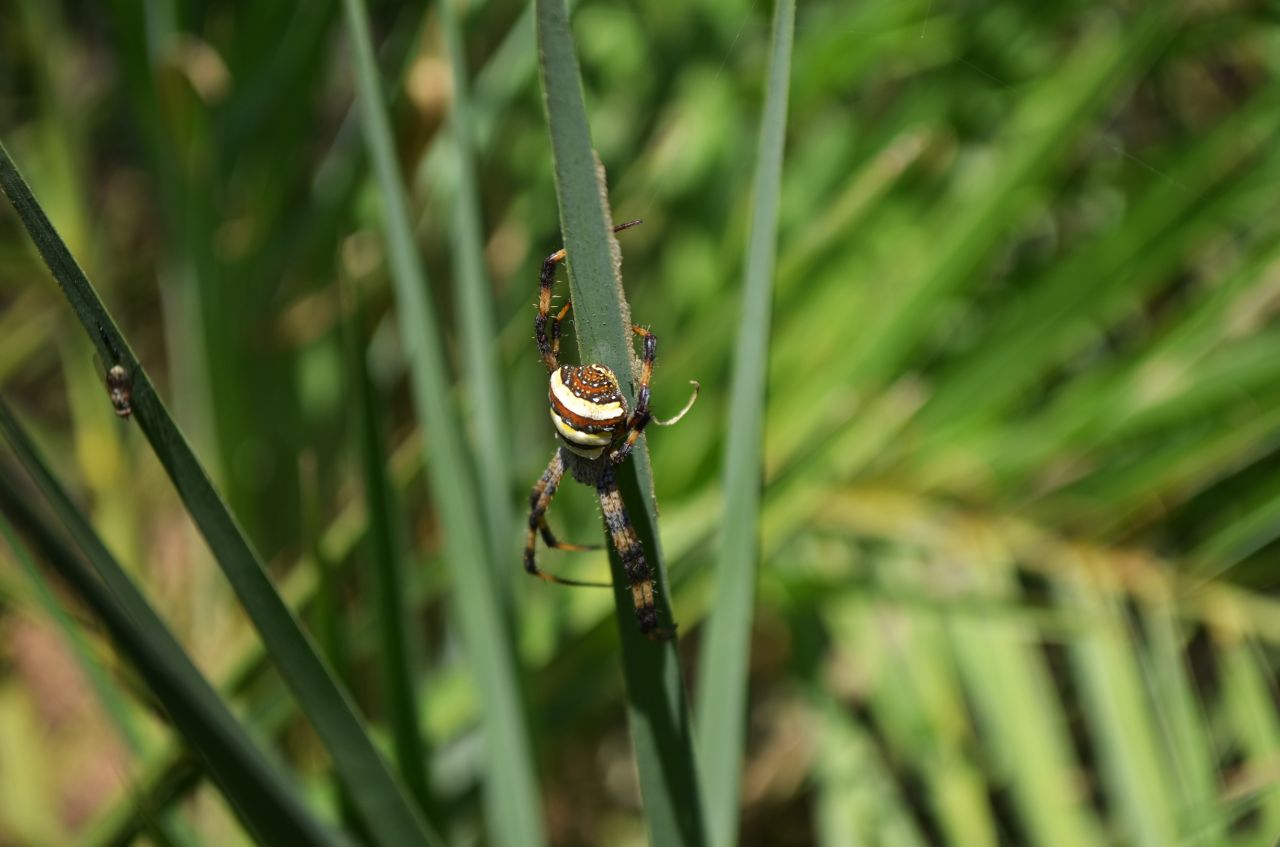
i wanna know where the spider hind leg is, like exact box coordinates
[524,449,611,588]
[595,463,674,640]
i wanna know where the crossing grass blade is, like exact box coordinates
[0,140,436,847]
[0,405,343,847]
[535,0,708,843]
[79,432,433,842]
[340,0,546,844]
[1,492,201,847]
[693,2,794,845]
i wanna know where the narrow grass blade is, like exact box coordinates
[852,5,1178,390]
[1219,636,1280,835]
[340,1,545,844]
[82,433,433,841]
[1056,557,1177,846]
[439,0,517,602]
[535,1,707,843]
[694,2,793,844]
[832,558,1000,846]
[0,141,435,847]
[811,694,928,847]
[1140,593,1225,843]
[345,303,433,816]
[948,537,1104,847]
[0,408,343,847]
[3,495,201,847]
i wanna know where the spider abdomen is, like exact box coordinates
[549,364,627,458]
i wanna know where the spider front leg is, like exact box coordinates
[524,449,610,588]
[535,248,570,372]
[535,219,645,372]
[608,326,700,465]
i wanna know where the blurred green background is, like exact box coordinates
[2,0,1280,844]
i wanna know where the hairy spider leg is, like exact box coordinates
[596,461,673,640]
[524,449,611,587]
[608,326,700,465]
[535,219,644,372]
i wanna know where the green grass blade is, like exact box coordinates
[694,1,793,844]
[81,432,432,842]
[1140,594,1225,843]
[438,0,517,602]
[2,490,201,847]
[340,1,545,844]
[811,694,928,847]
[0,406,343,847]
[851,5,1178,390]
[948,542,1104,847]
[346,306,433,816]
[1219,636,1280,834]
[535,1,707,843]
[1056,562,1177,846]
[0,140,435,847]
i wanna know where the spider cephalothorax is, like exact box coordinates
[524,221,697,639]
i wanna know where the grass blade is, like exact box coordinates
[438,0,517,603]
[694,1,794,844]
[535,0,707,843]
[339,1,546,844]
[3,489,200,847]
[811,694,928,847]
[1056,558,1176,846]
[0,140,435,847]
[345,304,433,816]
[0,406,343,847]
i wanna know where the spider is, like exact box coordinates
[524,220,698,639]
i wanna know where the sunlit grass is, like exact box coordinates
[2,1,1279,844]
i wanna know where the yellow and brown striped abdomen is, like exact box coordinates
[548,364,627,458]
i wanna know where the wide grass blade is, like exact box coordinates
[0,141,435,847]
[694,1,794,844]
[339,1,546,844]
[0,405,343,847]
[535,0,707,843]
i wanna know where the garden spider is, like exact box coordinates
[524,220,698,639]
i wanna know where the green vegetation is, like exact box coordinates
[2,1,1279,845]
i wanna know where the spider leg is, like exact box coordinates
[549,301,572,368]
[524,449,611,588]
[539,518,603,553]
[608,326,700,465]
[536,220,645,372]
[596,462,675,640]
[536,248,567,372]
